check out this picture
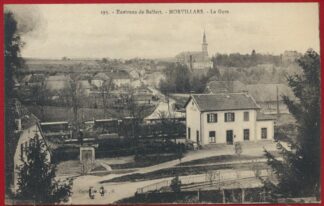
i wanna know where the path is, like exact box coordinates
[69,141,277,204]
[71,168,270,204]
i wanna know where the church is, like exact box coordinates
[175,31,213,75]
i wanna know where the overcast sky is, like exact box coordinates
[5,3,320,59]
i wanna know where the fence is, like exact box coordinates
[136,169,271,194]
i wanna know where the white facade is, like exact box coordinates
[186,98,274,145]
[113,78,131,87]
[92,79,104,88]
[13,123,51,193]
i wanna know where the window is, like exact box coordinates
[244,112,249,121]
[209,131,216,143]
[196,131,200,143]
[261,128,267,139]
[244,129,250,140]
[225,112,235,122]
[207,113,217,123]
[187,127,191,139]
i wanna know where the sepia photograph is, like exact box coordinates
[4,2,321,204]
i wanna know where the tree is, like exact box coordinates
[30,80,48,120]
[100,79,112,118]
[4,10,25,192]
[264,49,320,199]
[17,134,72,203]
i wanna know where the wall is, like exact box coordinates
[113,79,131,87]
[186,98,201,143]
[13,124,50,193]
[256,120,274,140]
[201,110,258,145]
[259,101,289,114]
[92,79,103,88]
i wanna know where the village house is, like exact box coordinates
[11,99,51,193]
[129,70,139,79]
[92,72,110,88]
[110,71,131,88]
[185,93,274,146]
[45,74,71,91]
[205,80,295,114]
[77,79,94,96]
[21,74,46,87]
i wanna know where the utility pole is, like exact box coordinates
[276,85,280,120]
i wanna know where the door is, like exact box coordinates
[226,130,233,145]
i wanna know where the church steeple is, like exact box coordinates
[203,31,207,44]
[202,31,208,58]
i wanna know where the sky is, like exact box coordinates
[5,3,320,59]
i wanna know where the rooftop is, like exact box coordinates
[93,72,110,81]
[188,93,260,112]
[256,112,277,121]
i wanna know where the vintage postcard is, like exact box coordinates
[3,2,321,204]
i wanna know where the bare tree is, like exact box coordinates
[121,88,151,141]
[157,111,178,142]
[65,74,86,141]
[30,80,48,121]
[100,79,113,118]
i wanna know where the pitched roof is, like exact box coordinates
[256,112,276,121]
[93,72,110,81]
[188,93,260,112]
[9,99,40,130]
[46,75,71,82]
[77,73,92,81]
[245,83,295,102]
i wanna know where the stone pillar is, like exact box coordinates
[80,146,95,162]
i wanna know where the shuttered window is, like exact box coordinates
[225,112,235,122]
